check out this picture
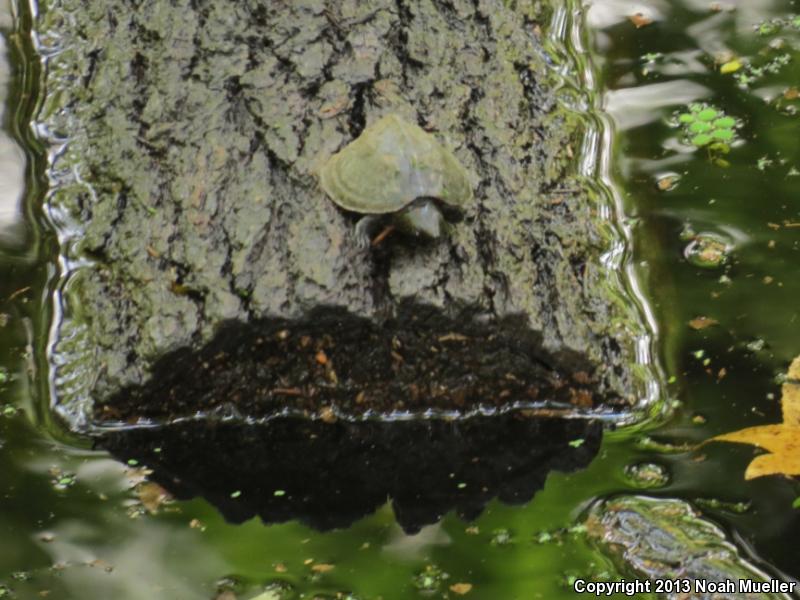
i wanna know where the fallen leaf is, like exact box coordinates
[311,563,335,573]
[656,174,679,191]
[720,59,742,74]
[784,87,800,100]
[137,481,172,514]
[708,355,800,479]
[689,316,719,330]
[450,583,473,595]
[628,13,653,28]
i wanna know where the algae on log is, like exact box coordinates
[35,0,653,427]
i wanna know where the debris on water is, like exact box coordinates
[624,462,670,488]
[49,468,76,491]
[720,58,743,73]
[413,564,449,592]
[136,481,172,514]
[688,316,719,330]
[656,173,680,191]
[628,13,654,28]
[692,414,708,425]
[639,52,664,76]
[0,313,8,327]
[635,436,694,454]
[534,530,554,544]
[310,563,335,574]
[450,583,473,595]
[683,233,730,268]
[693,497,752,514]
[490,528,513,546]
[757,156,775,171]
[746,338,766,352]
[189,518,205,531]
[250,581,294,600]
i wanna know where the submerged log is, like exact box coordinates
[34,0,653,428]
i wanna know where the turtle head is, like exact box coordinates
[395,199,445,239]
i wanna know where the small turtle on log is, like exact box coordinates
[319,114,473,246]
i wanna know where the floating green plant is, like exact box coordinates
[755,15,800,36]
[673,103,740,159]
[732,53,792,88]
[723,15,800,88]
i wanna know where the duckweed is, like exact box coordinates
[674,103,740,154]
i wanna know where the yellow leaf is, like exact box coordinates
[712,424,792,453]
[745,453,800,480]
[720,59,742,74]
[708,354,800,479]
[783,356,800,426]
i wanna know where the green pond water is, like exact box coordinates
[1,0,800,598]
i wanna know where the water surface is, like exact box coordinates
[1,0,800,598]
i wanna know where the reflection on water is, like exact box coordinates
[0,9,25,250]
[605,80,708,130]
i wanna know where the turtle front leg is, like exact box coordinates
[354,214,384,249]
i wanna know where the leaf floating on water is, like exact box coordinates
[137,482,172,514]
[689,316,719,330]
[708,355,800,479]
[720,59,742,74]
[629,13,653,28]
[656,174,679,191]
[450,583,473,595]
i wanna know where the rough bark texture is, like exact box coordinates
[35,0,651,427]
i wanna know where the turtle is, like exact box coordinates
[319,114,472,247]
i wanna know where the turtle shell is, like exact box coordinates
[320,114,472,214]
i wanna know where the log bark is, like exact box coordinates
[35,0,652,428]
